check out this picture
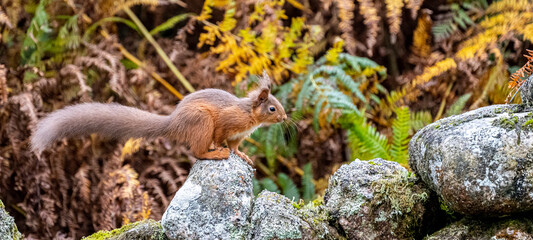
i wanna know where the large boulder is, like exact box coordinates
[409,104,533,216]
[161,153,254,240]
[0,200,22,240]
[324,158,429,240]
[425,217,533,240]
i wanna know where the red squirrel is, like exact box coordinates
[31,72,287,165]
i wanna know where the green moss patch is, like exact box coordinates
[82,219,167,240]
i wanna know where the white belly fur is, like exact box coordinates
[228,124,262,141]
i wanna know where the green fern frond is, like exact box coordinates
[260,178,281,194]
[278,173,300,201]
[149,13,191,35]
[311,66,363,99]
[410,110,433,133]
[253,178,261,196]
[264,124,280,169]
[313,97,327,131]
[390,106,410,165]
[57,15,80,50]
[341,112,391,160]
[301,163,315,202]
[445,93,472,117]
[432,1,486,42]
[21,0,52,67]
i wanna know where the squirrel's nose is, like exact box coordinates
[281,115,287,122]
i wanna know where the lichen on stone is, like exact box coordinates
[0,200,23,240]
[522,119,533,131]
[493,114,519,130]
[324,158,429,240]
[161,153,253,240]
[425,217,533,240]
[82,220,166,240]
[410,104,533,216]
[296,197,344,240]
[367,171,429,238]
[249,191,305,240]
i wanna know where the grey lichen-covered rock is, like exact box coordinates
[161,153,253,240]
[249,191,308,240]
[409,104,533,216]
[249,191,343,240]
[0,200,22,240]
[82,220,167,240]
[324,158,429,240]
[296,199,344,240]
[521,75,533,106]
[425,217,533,240]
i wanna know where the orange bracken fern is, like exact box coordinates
[507,49,533,103]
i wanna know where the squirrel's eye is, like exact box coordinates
[269,107,276,112]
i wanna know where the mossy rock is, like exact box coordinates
[249,191,307,240]
[324,159,430,240]
[425,217,533,240]
[296,198,344,240]
[409,104,533,216]
[82,219,167,240]
[0,200,23,240]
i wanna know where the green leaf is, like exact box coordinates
[121,59,139,70]
[253,178,261,196]
[260,178,280,194]
[84,17,140,41]
[301,163,315,202]
[21,0,52,67]
[390,106,410,165]
[341,112,391,161]
[278,173,300,201]
[149,13,191,35]
[410,110,433,132]
[264,125,279,170]
[445,93,472,117]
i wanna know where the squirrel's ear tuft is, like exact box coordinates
[259,70,271,91]
[251,70,271,107]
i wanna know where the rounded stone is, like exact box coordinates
[248,191,308,240]
[425,217,533,240]
[161,154,253,240]
[324,158,429,239]
[409,104,533,216]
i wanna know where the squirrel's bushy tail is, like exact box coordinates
[31,103,171,153]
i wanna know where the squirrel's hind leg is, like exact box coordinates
[189,126,230,160]
[227,138,254,166]
[194,147,230,160]
[178,108,230,160]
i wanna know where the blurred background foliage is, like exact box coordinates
[1,0,532,238]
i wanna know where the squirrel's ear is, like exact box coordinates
[257,88,269,103]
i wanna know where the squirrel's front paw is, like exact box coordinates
[234,150,254,166]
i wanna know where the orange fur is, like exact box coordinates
[31,73,286,165]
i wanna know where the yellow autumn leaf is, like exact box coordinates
[121,138,142,160]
